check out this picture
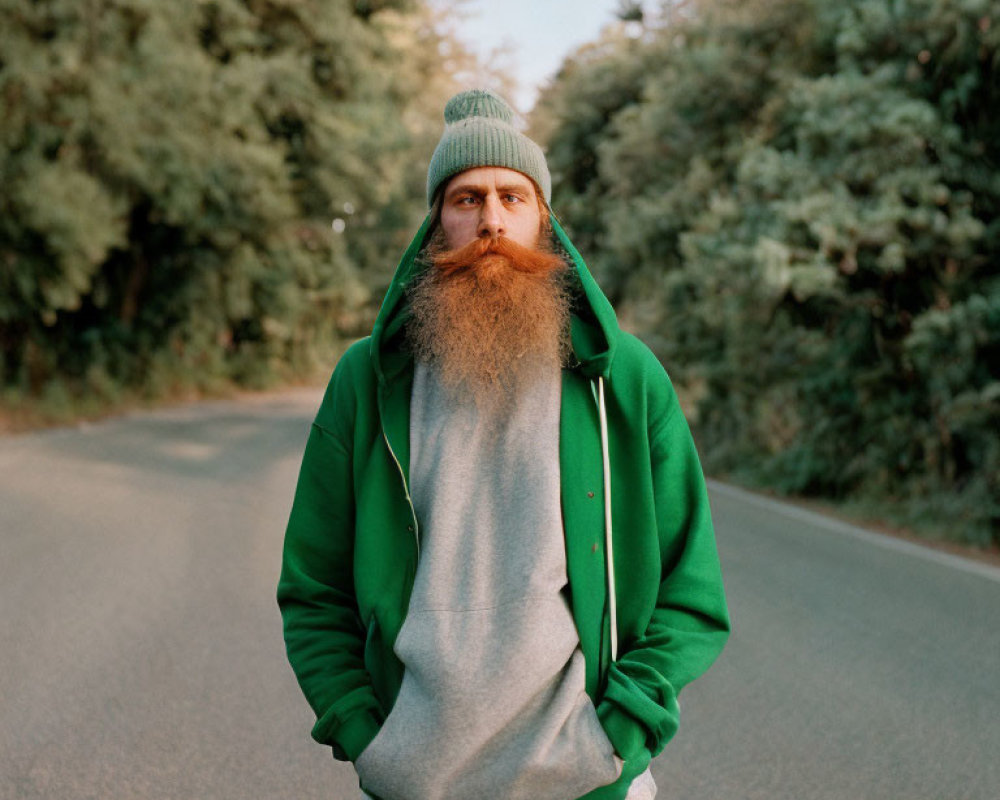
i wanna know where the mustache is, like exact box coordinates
[429,235,567,278]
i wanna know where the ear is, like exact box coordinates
[429,193,444,226]
[536,194,553,238]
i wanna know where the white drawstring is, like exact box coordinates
[597,376,618,662]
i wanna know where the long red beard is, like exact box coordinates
[407,234,571,407]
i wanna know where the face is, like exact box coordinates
[439,166,543,251]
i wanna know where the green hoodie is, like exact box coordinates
[277,214,730,800]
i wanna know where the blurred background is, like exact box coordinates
[2,0,997,547]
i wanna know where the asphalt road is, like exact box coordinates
[1,389,998,800]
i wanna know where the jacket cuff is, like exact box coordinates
[312,707,382,763]
[596,699,647,762]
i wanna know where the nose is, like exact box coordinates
[478,194,504,240]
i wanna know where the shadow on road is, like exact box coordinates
[7,390,324,485]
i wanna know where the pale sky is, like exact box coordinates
[434,0,626,112]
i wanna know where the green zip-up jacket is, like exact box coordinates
[277,214,730,800]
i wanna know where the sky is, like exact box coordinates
[435,0,627,112]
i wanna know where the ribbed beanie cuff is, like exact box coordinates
[426,89,551,206]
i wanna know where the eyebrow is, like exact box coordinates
[446,182,534,198]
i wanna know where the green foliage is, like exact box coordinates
[535,0,1000,544]
[0,0,463,404]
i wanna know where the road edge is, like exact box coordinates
[707,479,1000,585]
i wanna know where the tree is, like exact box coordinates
[0,0,469,406]
[535,0,999,544]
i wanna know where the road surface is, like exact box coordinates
[1,389,997,799]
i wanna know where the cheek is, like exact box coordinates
[441,210,475,249]
[511,212,542,247]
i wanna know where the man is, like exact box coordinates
[277,89,730,800]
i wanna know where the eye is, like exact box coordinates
[503,193,522,204]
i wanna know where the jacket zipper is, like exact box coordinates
[597,376,618,664]
[382,427,420,560]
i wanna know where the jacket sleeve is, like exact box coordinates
[276,350,384,762]
[597,375,731,762]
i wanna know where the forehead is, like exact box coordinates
[444,166,537,196]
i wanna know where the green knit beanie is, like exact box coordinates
[426,88,551,207]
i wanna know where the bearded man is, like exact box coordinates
[277,89,730,800]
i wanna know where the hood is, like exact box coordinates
[368,212,620,384]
